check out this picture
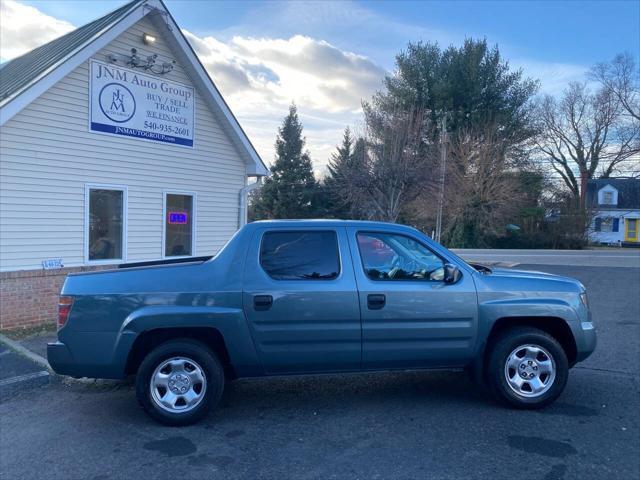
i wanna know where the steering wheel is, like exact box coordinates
[388,266,400,279]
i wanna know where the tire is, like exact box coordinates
[487,327,568,409]
[135,339,224,426]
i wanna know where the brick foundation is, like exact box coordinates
[0,265,115,330]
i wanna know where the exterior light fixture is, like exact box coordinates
[142,33,157,45]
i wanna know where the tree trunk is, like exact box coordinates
[579,169,588,210]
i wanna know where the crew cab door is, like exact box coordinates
[243,227,361,374]
[347,228,478,369]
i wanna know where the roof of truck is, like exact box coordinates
[249,219,410,228]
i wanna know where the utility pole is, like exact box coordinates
[434,114,447,243]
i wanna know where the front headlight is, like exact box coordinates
[580,292,589,309]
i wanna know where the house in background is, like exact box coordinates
[586,178,640,246]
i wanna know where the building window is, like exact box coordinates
[598,217,614,232]
[260,231,340,280]
[164,193,194,257]
[86,186,126,262]
[602,191,614,205]
[356,232,445,281]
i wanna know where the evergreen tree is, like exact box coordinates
[324,128,369,219]
[370,39,539,148]
[252,104,318,219]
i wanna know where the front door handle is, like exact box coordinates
[367,294,386,310]
[253,295,273,311]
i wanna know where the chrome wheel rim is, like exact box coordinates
[504,344,556,398]
[150,357,207,413]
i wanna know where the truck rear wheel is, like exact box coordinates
[135,339,224,426]
[487,327,568,409]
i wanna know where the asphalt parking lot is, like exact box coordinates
[1,255,639,480]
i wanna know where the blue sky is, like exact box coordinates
[22,0,639,67]
[4,0,640,170]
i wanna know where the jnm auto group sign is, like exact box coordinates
[89,60,195,147]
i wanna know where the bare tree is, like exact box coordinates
[442,123,522,246]
[591,52,640,121]
[535,82,640,207]
[347,107,436,222]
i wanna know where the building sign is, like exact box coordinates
[42,258,63,270]
[168,211,188,224]
[89,60,194,147]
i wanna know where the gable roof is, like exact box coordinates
[586,178,640,209]
[0,0,268,176]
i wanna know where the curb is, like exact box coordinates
[0,333,52,372]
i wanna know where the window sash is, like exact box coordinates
[356,231,445,282]
[259,231,341,281]
[163,191,196,258]
[85,184,127,264]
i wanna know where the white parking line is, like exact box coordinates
[0,370,49,387]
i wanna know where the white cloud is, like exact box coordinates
[0,0,74,61]
[182,30,386,170]
[512,59,589,95]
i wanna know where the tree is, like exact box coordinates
[535,82,640,207]
[591,52,640,121]
[324,127,368,219]
[361,39,539,236]
[356,107,435,222]
[441,124,522,247]
[251,104,319,219]
[371,39,539,149]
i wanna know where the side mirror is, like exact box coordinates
[443,263,462,284]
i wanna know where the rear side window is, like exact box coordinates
[260,231,340,280]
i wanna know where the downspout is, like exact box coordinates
[239,176,262,228]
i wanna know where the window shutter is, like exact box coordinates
[613,218,619,232]
[595,218,602,232]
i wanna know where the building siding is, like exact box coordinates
[589,210,640,244]
[0,16,247,272]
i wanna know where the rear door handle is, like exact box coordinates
[253,295,273,311]
[367,294,386,310]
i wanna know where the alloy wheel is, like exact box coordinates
[150,356,207,413]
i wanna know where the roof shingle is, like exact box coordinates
[0,0,142,104]
[586,178,640,209]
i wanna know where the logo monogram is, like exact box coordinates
[110,89,126,113]
[98,82,135,123]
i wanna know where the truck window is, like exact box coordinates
[260,231,340,280]
[357,232,444,281]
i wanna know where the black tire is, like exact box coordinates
[135,339,224,426]
[487,327,568,409]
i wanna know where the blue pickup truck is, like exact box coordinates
[48,220,596,425]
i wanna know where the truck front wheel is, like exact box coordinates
[135,339,224,426]
[487,327,569,409]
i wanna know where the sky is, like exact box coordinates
[1,0,639,173]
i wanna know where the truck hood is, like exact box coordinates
[476,267,585,293]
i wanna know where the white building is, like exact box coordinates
[586,179,640,246]
[0,0,268,329]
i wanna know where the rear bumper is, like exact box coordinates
[47,341,77,377]
[47,341,125,379]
